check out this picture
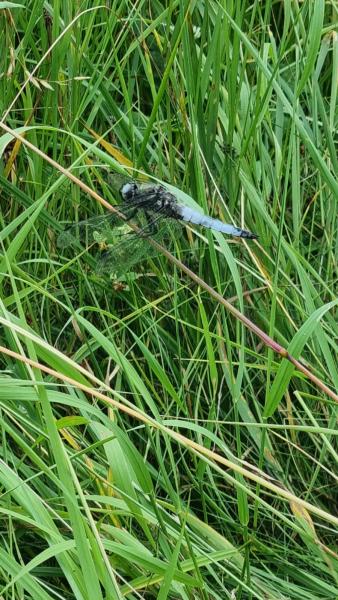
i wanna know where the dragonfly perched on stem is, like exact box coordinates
[57,179,258,277]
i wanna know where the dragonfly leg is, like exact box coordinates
[144,211,159,234]
[125,208,138,221]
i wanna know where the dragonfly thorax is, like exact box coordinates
[120,182,178,216]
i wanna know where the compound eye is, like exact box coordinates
[120,182,138,200]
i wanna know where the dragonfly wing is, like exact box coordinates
[95,213,183,277]
[57,203,139,249]
[58,184,183,276]
[96,235,153,276]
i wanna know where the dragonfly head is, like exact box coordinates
[120,182,139,201]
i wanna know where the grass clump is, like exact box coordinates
[0,2,337,598]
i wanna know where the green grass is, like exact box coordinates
[0,1,337,598]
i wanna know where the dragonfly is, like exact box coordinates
[57,180,257,276]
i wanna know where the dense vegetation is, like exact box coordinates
[0,1,337,598]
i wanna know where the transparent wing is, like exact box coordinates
[96,216,182,277]
[56,180,163,250]
[57,197,182,277]
[57,203,136,249]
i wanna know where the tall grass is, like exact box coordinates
[0,1,337,598]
